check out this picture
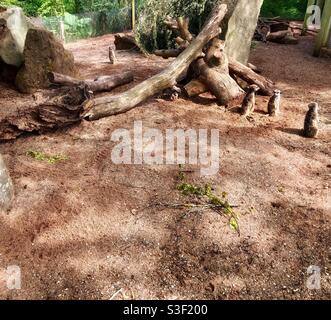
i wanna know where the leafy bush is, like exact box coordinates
[0,0,76,16]
[135,0,309,53]
[261,0,308,19]
[63,12,92,40]
[136,0,218,53]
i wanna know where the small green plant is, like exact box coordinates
[27,150,68,164]
[176,181,240,235]
[250,40,258,49]
[177,164,186,181]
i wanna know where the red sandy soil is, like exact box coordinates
[0,34,330,300]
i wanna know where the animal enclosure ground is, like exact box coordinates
[0,34,330,300]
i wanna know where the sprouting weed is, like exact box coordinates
[27,150,68,164]
[176,180,240,235]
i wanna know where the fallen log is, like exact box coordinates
[48,71,134,93]
[184,78,208,97]
[247,63,262,74]
[84,2,228,121]
[154,49,183,59]
[0,1,229,139]
[185,58,271,97]
[114,33,138,50]
[228,58,274,96]
[267,30,290,41]
[0,86,93,141]
[267,30,298,45]
[195,58,244,104]
[155,20,272,97]
[191,38,243,104]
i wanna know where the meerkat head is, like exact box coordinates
[308,102,319,112]
[274,89,281,96]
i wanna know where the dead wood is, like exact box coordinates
[114,33,138,50]
[154,49,184,59]
[195,58,244,104]
[48,71,134,92]
[228,58,274,96]
[0,2,229,140]
[84,2,228,121]
[184,78,208,97]
[0,86,93,141]
[247,63,262,74]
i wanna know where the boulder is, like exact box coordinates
[0,6,29,67]
[15,27,77,93]
[0,154,14,212]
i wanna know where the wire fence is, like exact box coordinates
[41,6,132,43]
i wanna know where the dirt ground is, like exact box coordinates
[0,33,330,300]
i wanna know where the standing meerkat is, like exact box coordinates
[268,89,281,116]
[303,102,320,138]
[109,45,117,65]
[241,84,260,116]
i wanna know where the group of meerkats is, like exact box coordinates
[240,84,320,138]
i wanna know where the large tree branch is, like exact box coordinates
[228,58,274,96]
[83,2,228,121]
[48,71,134,92]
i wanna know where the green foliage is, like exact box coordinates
[74,0,133,13]
[27,150,68,164]
[0,0,76,16]
[0,0,20,7]
[38,0,65,16]
[177,181,240,234]
[261,0,308,19]
[136,0,309,52]
[1,0,309,44]
[63,12,92,39]
[135,0,217,52]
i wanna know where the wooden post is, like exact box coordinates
[314,0,331,56]
[132,0,136,30]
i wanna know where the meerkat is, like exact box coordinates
[109,45,117,64]
[268,89,281,116]
[241,84,260,116]
[303,102,319,138]
[159,85,182,101]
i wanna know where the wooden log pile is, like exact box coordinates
[0,1,275,141]
[254,18,299,45]
[154,14,274,99]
